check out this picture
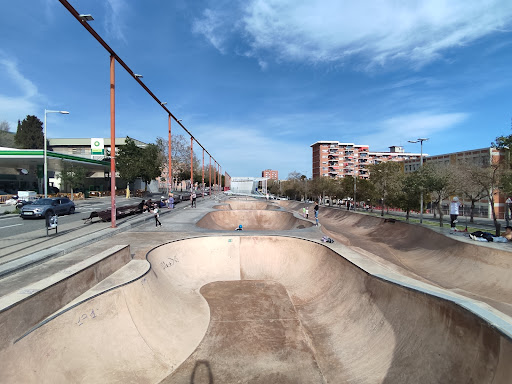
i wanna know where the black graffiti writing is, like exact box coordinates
[161,255,179,270]
[77,309,98,326]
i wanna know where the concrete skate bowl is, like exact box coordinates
[306,206,512,317]
[196,210,313,230]
[1,236,511,383]
[213,199,279,210]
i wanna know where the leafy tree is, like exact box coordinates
[389,172,421,221]
[268,180,281,196]
[15,115,44,149]
[310,176,336,204]
[140,143,163,189]
[356,178,378,209]
[116,137,143,185]
[368,162,402,216]
[59,162,87,199]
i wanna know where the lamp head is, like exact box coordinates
[79,14,94,21]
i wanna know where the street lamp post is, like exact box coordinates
[408,138,429,223]
[44,109,69,198]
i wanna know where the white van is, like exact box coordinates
[17,191,38,202]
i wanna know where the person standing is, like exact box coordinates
[305,206,309,219]
[154,204,162,227]
[314,203,319,219]
[191,191,197,208]
[450,196,460,231]
[506,197,512,226]
[168,194,174,209]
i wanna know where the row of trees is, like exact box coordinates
[279,151,511,234]
[116,135,222,191]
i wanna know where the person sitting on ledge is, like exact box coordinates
[469,226,512,242]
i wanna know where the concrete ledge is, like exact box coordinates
[0,244,130,351]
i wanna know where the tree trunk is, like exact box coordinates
[70,187,74,201]
[406,209,410,222]
[490,196,500,236]
[470,200,475,223]
[437,203,444,227]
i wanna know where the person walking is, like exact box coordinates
[450,196,460,231]
[305,206,309,219]
[154,204,162,227]
[314,203,319,219]
[191,191,197,208]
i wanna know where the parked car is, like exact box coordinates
[20,197,75,219]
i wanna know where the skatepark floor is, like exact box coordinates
[1,196,511,383]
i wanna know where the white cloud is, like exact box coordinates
[192,9,229,54]
[104,0,128,42]
[0,54,40,127]
[358,111,469,151]
[193,0,512,68]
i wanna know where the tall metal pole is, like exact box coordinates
[168,114,172,194]
[190,137,194,191]
[202,149,205,197]
[209,155,212,196]
[420,140,424,224]
[110,55,116,227]
[44,110,48,198]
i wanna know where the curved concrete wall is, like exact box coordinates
[196,210,313,230]
[285,201,512,316]
[1,236,510,383]
[213,200,280,210]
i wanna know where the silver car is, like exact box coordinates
[20,197,75,219]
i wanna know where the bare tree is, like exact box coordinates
[454,162,488,223]
[419,163,455,227]
[369,162,402,216]
[465,157,509,235]
[0,121,10,132]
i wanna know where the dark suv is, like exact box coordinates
[20,197,75,219]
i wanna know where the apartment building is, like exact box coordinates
[403,147,502,172]
[311,141,421,180]
[403,147,507,218]
[262,169,279,180]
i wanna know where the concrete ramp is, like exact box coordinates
[0,236,510,383]
[306,204,512,316]
[196,210,313,230]
[213,200,279,210]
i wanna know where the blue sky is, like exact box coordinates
[1,1,512,178]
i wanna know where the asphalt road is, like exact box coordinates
[0,197,145,238]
